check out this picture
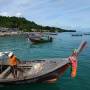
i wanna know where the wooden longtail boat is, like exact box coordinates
[84,32,90,35]
[49,32,58,35]
[0,41,87,85]
[27,33,53,44]
[71,32,83,36]
[72,34,83,36]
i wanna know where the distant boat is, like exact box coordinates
[72,34,83,36]
[84,32,90,35]
[49,32,58,35]
[27,33,53,44]
[71,33,83,36]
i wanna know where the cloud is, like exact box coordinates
[0,11,8,16]
[15,12,22,17]
[19,0,32,5]
[0,0,11,4]
[0,11,22,17]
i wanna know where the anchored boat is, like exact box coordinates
[72,34,83,36]
[0,41,87,85]
[84,32,90,35]
[27,33,53,44]
[71,32,83,36]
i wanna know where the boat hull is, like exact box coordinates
[0,63,70,85]
[29,38,52,44]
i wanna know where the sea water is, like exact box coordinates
[0,32,90,90]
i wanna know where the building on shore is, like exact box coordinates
[0,27,23,36]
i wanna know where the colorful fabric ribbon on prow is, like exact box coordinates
[69,41,87,78]
[69,49,77,78]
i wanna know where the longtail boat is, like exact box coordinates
[84,32,90,35]
[27,33,53,44]
[0,41,87,85]
[72,34,83,36]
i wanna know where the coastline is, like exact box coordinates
[0,29,76,36]
[0,31,24,36]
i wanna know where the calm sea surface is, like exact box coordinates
[0,32,90,90]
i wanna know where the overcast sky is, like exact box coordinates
[0,0,90,30]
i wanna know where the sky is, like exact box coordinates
[0,0,90,30]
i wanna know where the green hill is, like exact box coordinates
[0,16,76,32]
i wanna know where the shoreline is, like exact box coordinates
[0,31,26,36]
[0,31,76,36]
[0,32,19,36]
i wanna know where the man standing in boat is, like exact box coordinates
[8,52,21,78]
